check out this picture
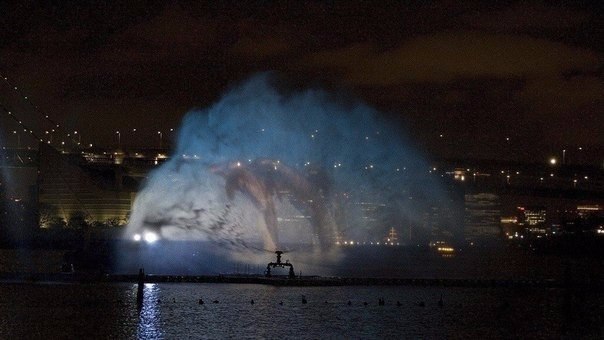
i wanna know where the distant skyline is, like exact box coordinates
[0,1,602,164]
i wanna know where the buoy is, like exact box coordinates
[279,301,283,306]
[347,300,352,306]
[213,300,219,304]
[396,301,402,307]
[250,299,255,305]
[438,294,444,307]
[199,298,204,305]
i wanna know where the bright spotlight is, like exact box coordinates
[133,234,141,242]
[144,232,159,244]
[549,158,557,165]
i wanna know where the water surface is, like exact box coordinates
[0,282,601,339]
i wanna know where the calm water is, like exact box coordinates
[0,282,601,339]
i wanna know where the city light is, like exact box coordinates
[549,158,557,165]
[133,231,159,243]
[562,149,566,164]
[144,232,159,243]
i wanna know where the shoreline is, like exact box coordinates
[0,272,585,288]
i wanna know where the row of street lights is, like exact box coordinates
[114,128,174,148]
[7,128,175,149]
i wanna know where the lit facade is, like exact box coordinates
[38,144,136,227]
[464,193,502,240]
[517,206,547,234]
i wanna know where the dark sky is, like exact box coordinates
[0,1,602,164]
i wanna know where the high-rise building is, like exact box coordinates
[517,206,547,235]
[464,193,502,241]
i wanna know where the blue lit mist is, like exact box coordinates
[126,74,449,269]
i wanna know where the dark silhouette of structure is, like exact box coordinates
[136,268,145,307]
[265,250,296,279]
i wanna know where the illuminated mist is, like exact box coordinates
[125,74,449,274]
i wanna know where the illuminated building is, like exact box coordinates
[349,198,387,242]
[517,206,547,235]
[423,204,458,242]
[464,193,502,241]
[38,144,136,227]
[383,227,399,245]
[453,168,466,181]
[572,204,603,234]
[358,201,385,227]
[501,216,520,239]
[577,205,601,218]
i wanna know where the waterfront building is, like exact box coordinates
[577,205,602,218]
[422,204,459,242]
[517,206,548,235]
[37,144,137,227]
[500,215,520,239]
[464,193,502,241]
[383,227,399,245]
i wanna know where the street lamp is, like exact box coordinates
[562,149,566,165]
[130,128,137,148]
[157,131,163,148]
[13,130,20,148]
[116,131,121,147]
[74,131,81,145]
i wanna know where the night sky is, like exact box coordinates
[0,1,602,164]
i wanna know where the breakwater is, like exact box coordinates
[129,274,571,288]
[1,272,591,288]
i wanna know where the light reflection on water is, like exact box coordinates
[0,282,601,338]
[137,283,163,339]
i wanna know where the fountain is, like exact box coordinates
[123,74,448,274]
